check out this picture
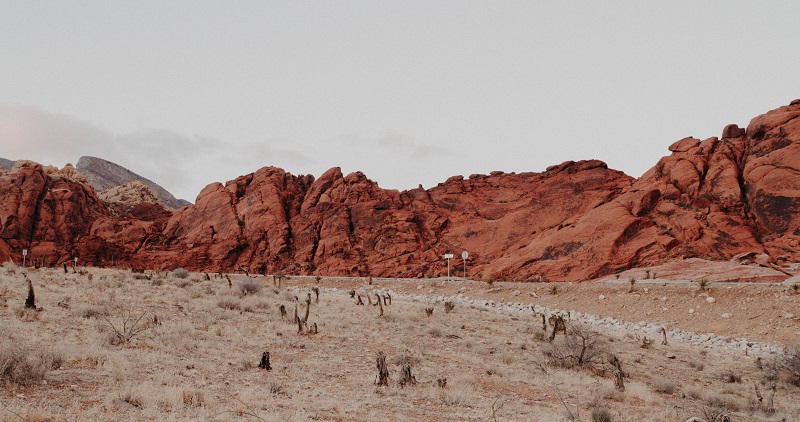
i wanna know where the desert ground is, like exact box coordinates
[1,262,800,422]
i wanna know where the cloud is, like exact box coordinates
[0,105,321,201]
[376,132,449,160]
[335,131,451,162]
[0,105,111,164]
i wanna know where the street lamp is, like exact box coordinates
[462,251,468,279]
[444,253,454,281]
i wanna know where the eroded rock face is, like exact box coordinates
[2,100,800,280]
[99,182,165,210]
[0,162,110,265]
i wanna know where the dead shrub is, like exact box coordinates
[591,406,612,422]
[779,345,800,387]
[544,324,609,371]
[236,278,263,297]
[0,335,61,386]
[80,305,110,319]
[653,379,676,395]
[172,268,190,279]
[14,307,40,321]
[217,296,240,311]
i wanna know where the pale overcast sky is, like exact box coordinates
[1,2,799,202]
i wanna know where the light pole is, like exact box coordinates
[462,251,468,279]
[444,254,454,281]
[73,257,78,269]
[22,249,27,267]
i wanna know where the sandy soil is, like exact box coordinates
[1,262,799,421]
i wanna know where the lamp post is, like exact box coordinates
[22,249,27,267]
[73,257,78,269]
[444,254,454,281]
[462,251,468,279]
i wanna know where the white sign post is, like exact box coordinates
[22,249,27,267]
[461,251,468,279]
[444,254,454,281]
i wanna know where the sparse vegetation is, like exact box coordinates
[654,379,676,394]
[591,406,612,422]
[235,277,263,296]
[0,266,798,420]
[172,268,190,279]
[0,334,61,386]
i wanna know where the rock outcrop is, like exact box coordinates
[99,182,166,211]
[76,156,190,209]
[2,101,800,281]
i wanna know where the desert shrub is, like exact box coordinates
[544,325,609,370]
[174,278,192,288]
[704,393,740,412]
[779,345,800,386]
[688,360,705,371]
[444,301,455,313]
[14,307,40,321]
[236,278,262,297]
[80,305,110,319]
[217,296,240,311]
[172,268,190,279]
[722,371,742,383]
[98,309,155,346]
[0,335,61,386]
[653,379,676,395]
[591,407,612,422]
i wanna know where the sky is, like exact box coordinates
[1,2,799,202]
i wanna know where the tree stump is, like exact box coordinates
[399,364,417,388]
[548,315,566,342]
[609,354,625,392]
[375,352,389,386]
[25,279,36,309]
[304,293,311,322]
[259,352,271,370]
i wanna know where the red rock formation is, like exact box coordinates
[2,100,800,281]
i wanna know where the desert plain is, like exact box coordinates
[2,260,800,422]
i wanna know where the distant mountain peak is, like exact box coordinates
[0,157,15,170]
[76,156,190,209]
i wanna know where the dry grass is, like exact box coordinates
[0,266,799,421]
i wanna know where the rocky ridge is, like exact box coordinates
[2,100,800,281]
[76,156,190,209]
[0,157,14,170]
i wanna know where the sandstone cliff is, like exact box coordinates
[2,101,800,281]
